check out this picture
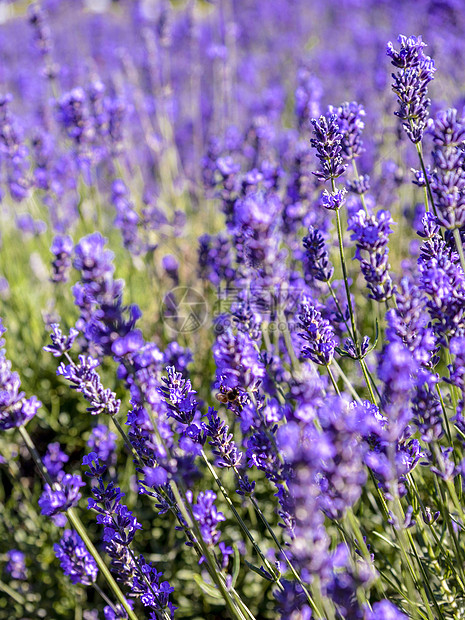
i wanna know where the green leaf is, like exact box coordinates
[193,574,223,600]
[231,543,241,588]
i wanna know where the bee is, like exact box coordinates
[215,387,240,405]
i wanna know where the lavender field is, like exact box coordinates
[1,0,465,618]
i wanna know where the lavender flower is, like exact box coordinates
[192,490,225,550]
[162,255,179,285]
[203,407,243,469]
[320,187,347,211]
[412,378,443,442]
[5,550,27,580]
[298,298,337,365]
[274,580,312,619]
[43,442,69,480]
[39,474,85,518]
[28,2,57,79]
[54,530,98,586]
[387,34,436,143]
[349,209,395,301]
[50,235,74,283]
[347,173,371,195]
[213,329,265,393]
[72,232,141,358]
[428,109,465,230]
[57,355,120,416]
[315,398,368,519]
[112,180,144,256]
[284,423,330,582]
[198,234,235,287]
[310,114,348,182]
[447,337,465,413]
[234,189,283,282]
[0,319,41,430]
[163,342,193,376]
[87,424,117,464]
[332,101,366,161]
[385,277,436,365]
[43,324,79,357]
[83,454,175,615]
[295,68,322,130]
[378,342,417,442]
[0,95,30,201]
[365,600,408,619]
[159,366,199,428]
[104,603,133,620]
[418,215,465,342]
[55,88,94,165]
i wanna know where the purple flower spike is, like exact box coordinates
[0,318,41,431]
[298,298,337,366]
[57,355,120,416]
[387,34,435,143]
[310,114,348,182]
[50,235,73,283]
[54,530,98,586]
[192,490,225,549]
[349,209,395,301]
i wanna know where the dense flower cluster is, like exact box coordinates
[2,2,465,618]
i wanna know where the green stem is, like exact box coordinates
[277,309,300,372]
[245,490,322,617]
[200,450,282,588]
[111,415,143,466]
[453,228,465,275]
[332,359,362,403]
[0,579,26,605]
[376,571,428,619]
[326,364,340,395]
[359,359,378,404]
[334,205,358,348]
[406,527,444,620]
[423,186,429,214]
[326,279,354,342]
[391,497,432,620]
[93,583,117,612]
[415,141,438,218]
[345,508,383,597]
[327,278,379,402]
[351,159,369,216]
[368,470,424,616]
[408,475,465,605]
[361,359,382,401]
[436,383,453,447]
[67,508,140,620]
[169,480,249,620]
